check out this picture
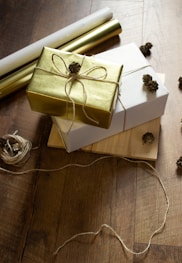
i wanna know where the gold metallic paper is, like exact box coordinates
[0,19,122,99]
[27,47,123,128]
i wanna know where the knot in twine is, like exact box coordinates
[0,131,32,166]
[36,53,120,132]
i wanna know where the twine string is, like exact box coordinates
[0,131,32,166]
[0,134,169,257]
[64,76,98,134]
[53,157,169,257]
[117,64,152,131]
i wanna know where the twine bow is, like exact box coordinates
[36,53,120,133]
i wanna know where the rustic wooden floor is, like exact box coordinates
[0,0,182,262]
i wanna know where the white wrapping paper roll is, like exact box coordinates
[0,7,113,77]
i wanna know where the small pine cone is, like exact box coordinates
[140,42,153,57]
[143,74,153,85]
[178,76,182,90]
[146,80,159,92]
[145,42,153,50]
[140,46,149,57]
[176,156,182,169]
[142,132,155,144]
[69,62,81,74]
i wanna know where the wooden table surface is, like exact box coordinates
[0,1,182,262]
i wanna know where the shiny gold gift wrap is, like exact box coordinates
[27,47,123,128]
[0,19,122,99]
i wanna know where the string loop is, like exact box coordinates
[0,131,32,166]
[52,157,169,257]
[0,145,169,257]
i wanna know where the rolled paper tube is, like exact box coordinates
[0,19,122,99]
[0,7,113,77]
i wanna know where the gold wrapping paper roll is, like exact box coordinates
[1,7,113,76]
[0,19,122,99]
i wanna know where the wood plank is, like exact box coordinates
[133,243,182,262]
[91,0,144,45]
[0,92,51,262]
[21,152,136,263]
[134,0,182,254]
[0,1,92,58]
[48,118,161,161]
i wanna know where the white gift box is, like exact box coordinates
[52,43,169,152]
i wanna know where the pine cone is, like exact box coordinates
[147,80,159,92]
[69,62,81,73]
[178,76,182,90]
[176,156,182,169]
[140,42,153,57]
[143,74,153,85]
[142,132,155,144]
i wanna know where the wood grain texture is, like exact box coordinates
[48,118,161,161]
[0,0,182,262]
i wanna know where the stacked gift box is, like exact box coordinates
[26,42,169,159]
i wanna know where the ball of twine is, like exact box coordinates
[0,131,32,166]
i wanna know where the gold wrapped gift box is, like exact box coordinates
[27,47,123,128]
